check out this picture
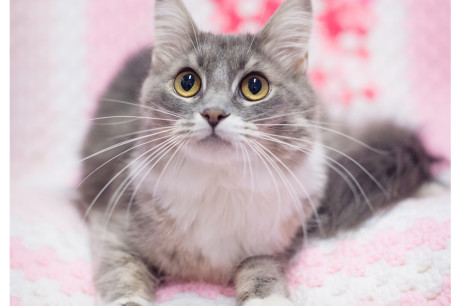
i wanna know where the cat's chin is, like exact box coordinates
[198,134,231,146]
[186,134,237,164]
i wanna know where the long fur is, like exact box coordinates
[307,123,436,238]
[78,0,435,305]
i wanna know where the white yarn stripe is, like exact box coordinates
[291,248,449,305]
[11,270,94,306]
[106,296,152,306]
[11,216,91,262]
[47,0,90,188]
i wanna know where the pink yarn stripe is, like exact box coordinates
[153,218,449,303]
[287,219,450,290]
[10,296,22,306]
[10,238,95,296]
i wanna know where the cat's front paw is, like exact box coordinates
[242,295,296,306]
[99,296,152,306]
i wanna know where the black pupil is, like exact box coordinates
[248,77,262,95]
[181,74,195,91]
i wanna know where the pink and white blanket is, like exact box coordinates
[11,0,451,305]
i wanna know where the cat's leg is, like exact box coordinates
[90,215,158,306]
[234,256,295,306]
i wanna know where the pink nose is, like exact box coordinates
[200,108,230,128]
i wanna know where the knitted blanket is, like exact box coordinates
[11,185,450,305]
[11,0,450,305]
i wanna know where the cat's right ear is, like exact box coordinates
[153,0,199,65]
[257,0,313,74]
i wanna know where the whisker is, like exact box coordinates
[153,137,189,196]
[246,138,307,238]
[253,130,389,198]
[172,140,189,176]
[122,138,183,223]
[247,138,313,238]
[249,112,339,127]
[245,140,283,232]
[93,118,140,125]
[257,133,362,205]
[77,129,176,188]
[240,142,255,201]
[81,128,175,162]
[251,132,375,213]
[125,135,188,220]
[83,136,177,220]
[321,158,361,207]
[105,136,184,229]
[247,110,313,123]
[255,123,389,154]
[90,115,177,122]
[244,140,282,211]
[111,126,174,140]
[238,143,248,180]
[102,98,186,119]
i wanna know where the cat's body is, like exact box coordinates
[80,1,434,305]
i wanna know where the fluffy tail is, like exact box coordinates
[307,123,438,238]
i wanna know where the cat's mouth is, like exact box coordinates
[198,133,231,146]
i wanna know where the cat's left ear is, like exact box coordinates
[257,0,313,74]
[153,0,199,65]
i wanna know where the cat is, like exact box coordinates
[79,0,434,305]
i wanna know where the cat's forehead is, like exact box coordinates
[192,33,264,80]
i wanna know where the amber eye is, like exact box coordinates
[241,74,269,101]
[174,70,201,97]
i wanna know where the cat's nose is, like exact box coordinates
[200,108,230,128]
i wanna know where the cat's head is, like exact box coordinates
[138,0,319,168]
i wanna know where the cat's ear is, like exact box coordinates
[257,0,313,74]
[153,0,199,65]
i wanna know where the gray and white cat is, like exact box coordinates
[79,0,434,305]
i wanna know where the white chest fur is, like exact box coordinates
[131,144,327,270]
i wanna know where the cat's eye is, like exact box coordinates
[240,74,269,101]
[174,70,201,97]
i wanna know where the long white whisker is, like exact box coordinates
[248,138,312,238]
[105,136,184,229]
[247,110,313,123]
[256,130,389,197]
[256,133,362,207]
[77,128,176,188]
[153,137,189,196]
[103,136,180,216]
[255,123,389,154]
[238,143,248,180]
[322,158,361,206]
[93,118,140,125]
[252,132,374,213]
[125,136,188,220]
[90,116,177,122]
[244,140,282,211]
[104,138,177,227]
[172,140,189,176]
[240,142,255,203]
[81,128,176,162]
[83,136,178,220]
[249,110,342,126]
[247,138,307,238]
[111,126,174,140]
[101,98,186,119]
